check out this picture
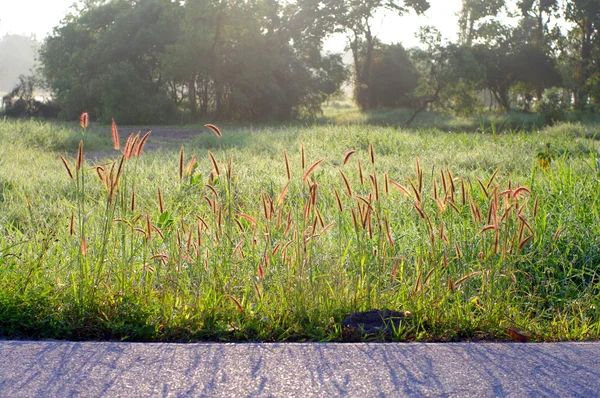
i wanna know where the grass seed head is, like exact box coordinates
[123,133,139,159]
[338,169,353,197]
[76,141,83,170]
[80,112,89,129]
[135,131,151,156]
[227,157,233,180]
[283,150,291,180]
[59,155,74,179]
[204,124,222,137]
[158,187,164,214]
[179,146,185,180]
[186,155,197,176]
[357,160,364,185]
[302,158,325,181]
[208,151,221,176]
[343,150,356,165]
[80,235,87,255]
[131,190,136,212]
[111,118,120,151]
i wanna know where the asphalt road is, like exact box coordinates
[1,341,599,397]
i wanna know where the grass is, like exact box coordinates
[319,99,600,132]
[0,112,599,342]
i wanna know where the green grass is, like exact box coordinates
[0,114,599,342]
[319,99,600,133]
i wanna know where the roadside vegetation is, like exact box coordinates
[0,110,598,341]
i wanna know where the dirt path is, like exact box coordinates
[118,127,205,147]
[88,127,206,162]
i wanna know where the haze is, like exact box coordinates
[1,0,461,49]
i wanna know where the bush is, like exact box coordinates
[537,87,568,125]
[1,75,60,119]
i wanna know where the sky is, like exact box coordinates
[1,0,463,50]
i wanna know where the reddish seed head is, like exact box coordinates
[59,154,74,179]
[204,124,222,137]
[111,118,120,151]
[80,112,89,129]
[76,141,84,170]
[135,131,151,156]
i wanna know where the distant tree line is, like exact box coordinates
[36,0,348,123]
[416,0,600,119]
[3,0,599,123]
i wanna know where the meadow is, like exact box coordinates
[0,110,599,341]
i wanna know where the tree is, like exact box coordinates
[457,3,563,113]
[161,0,347,121]
[369,43,418,108]
[1,74,60,118]
[218,0,346,120]
[517,0,559,49]
[472,42,561,112]
[314,53,350,103]
[40,0,181,122]
[514,0,560,100]
[161,0,222,118]
[303,0,429,110]
[406,27,485,126]
[458,0,505,47]
[564,0,600,108]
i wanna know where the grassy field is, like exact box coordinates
[0,113,599,342]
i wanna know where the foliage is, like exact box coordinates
[39,0,348,123]
[458,0,505,46]
[564,0,600,108]
[299,0,430,110]
[368,43,419,108]
[92,62,175,124]
[1,74,60,118]
[536,87,568,125]
[411,27,485,118]
[472,43,561,112]
[22,0,600,120]
[40,0,180,122]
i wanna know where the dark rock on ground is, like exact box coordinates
[341,309,407,341]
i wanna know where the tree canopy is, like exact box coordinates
[8,0,595,122]
[39,0,349,122]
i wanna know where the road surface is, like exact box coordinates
[1,341,599,397]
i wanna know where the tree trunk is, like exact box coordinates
[215,84,223,120]
[360,24,374,111]
[189,75,197,118]
[403,86,441,128]
[492,89,511,112]
[200,79,208,117]
[575,21,593,110]
[212,1,225,120]
[352,23,374,111]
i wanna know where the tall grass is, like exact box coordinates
[0,117,598,341]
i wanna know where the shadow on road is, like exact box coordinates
[1,341,600,397]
